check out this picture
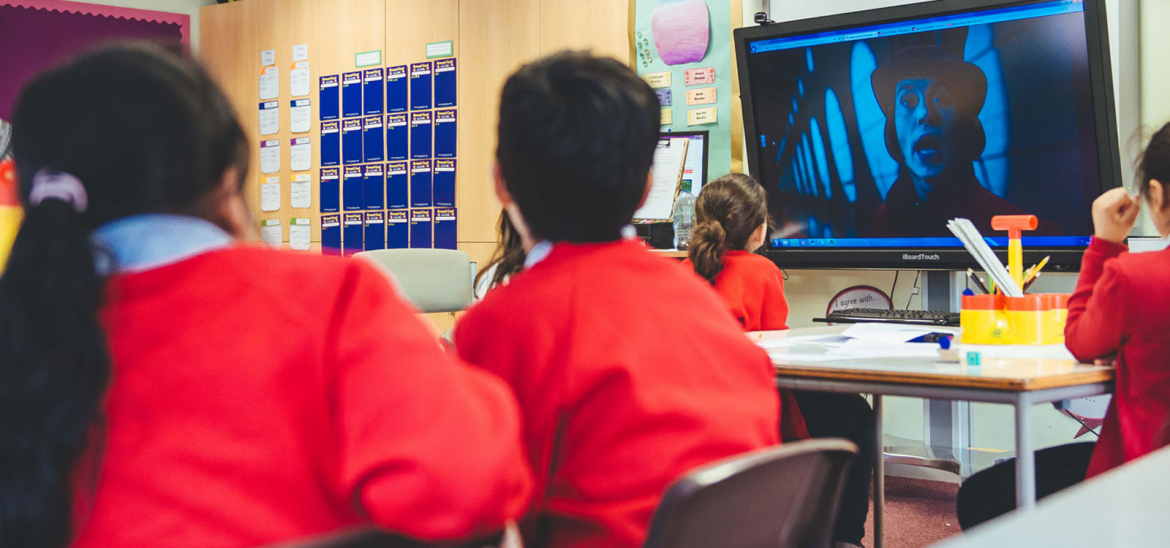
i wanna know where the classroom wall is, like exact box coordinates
[199,0,628,265]
[64,0,217,52]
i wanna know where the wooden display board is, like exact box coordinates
[200,0,629,267]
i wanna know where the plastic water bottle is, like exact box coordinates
[673,180,696,250]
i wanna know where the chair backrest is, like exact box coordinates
[355,249,474,313]
[256,528,505,548]
[642,439,858,548]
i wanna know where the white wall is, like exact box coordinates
[64,0,218,53]
[749,0,1130,458]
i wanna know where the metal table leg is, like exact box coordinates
[1014,393,1037,510]
[874,394,884,548]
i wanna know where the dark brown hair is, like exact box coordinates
[688,173,770,284]
[475,210,526,290]
[496,51,660,243]
[1137,122,1170,207]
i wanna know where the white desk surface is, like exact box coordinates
[753,326,1114,392]
[932,446,1170,547]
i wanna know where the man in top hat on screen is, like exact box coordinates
[868,28,1039,237]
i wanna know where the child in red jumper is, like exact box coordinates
[0,44,531,548]
[454,52,783,548]
[682,173,875,548]
[957,122,1170,528]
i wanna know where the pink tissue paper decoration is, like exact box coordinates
[651,0,711,66]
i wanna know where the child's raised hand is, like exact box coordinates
[1092,187,1141,244]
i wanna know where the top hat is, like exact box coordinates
[871,28,988,118]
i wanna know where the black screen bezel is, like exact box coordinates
[734,0,1120,271]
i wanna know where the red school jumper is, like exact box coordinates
[1065,238,1170,479]
[455,240,781,548]
[72,248,532,548]
[681,250,790,331]
[682,250,809,441]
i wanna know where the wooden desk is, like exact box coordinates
[932,446,1170,547]
[753,326,1115,548]
[649,249,687,259]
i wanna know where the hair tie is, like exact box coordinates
[28,170,88,213]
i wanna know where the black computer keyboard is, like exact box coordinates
[815,308,961,326]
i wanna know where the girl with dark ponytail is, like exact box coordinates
[683,173,876,548]
[1,43,530,548]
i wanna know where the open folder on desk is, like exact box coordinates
[633,137,689,221]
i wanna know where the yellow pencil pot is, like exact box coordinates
[1005,295,1046,345]
[961,294,1008,344]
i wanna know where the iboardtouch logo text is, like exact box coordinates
[902,253,941,261]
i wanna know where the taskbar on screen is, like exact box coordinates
[771,236,1093,248]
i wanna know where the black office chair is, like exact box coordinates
[642,439,858,548]
[257,528,507,548]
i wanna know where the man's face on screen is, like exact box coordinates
[894,78,957,180]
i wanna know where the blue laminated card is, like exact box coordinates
[320,75,340,120]
[322,214,341,256]
[433,109,457,158]
[320,121,340,166]
[341,72,363,118]
[363,116,384,163]
[343,166,364,211]
[386,161,409,209]
[410,111,432,160]
[433,208,457,250]
[433,159,455,207]
[385,113,409,161]
[385,65,408,113]
[434,58,457,108]
[362,68,383,116]
[409,62,432,111]
[363,163,384,210]
[410,209,432,248]
[364,211,385,251]
[410,160,432,208]
[320,167,341,212]
[343,213,364,256]
[387,210,409,248]
[342,119,363,165]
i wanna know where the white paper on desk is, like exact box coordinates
[764,348,850,362]
[258,101,279,136]
[290,61,310,98]
[260,178,280,212]
[290,137,311,172]
[755,334,847,349]
[633,137,688,221]
[828,339,941,359]
[840,323,957,343]
[290,174,311,209]
[290,99,311,133]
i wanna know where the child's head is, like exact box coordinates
[1138,122,1170,237]
[1,43,246,548]
[494,51,660,244]
[690,173,770,284]
[11,43,249,233]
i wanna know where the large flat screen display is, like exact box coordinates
[736,0,1120,269]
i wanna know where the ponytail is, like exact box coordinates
[686,173,770,285]
[690,219,729,284]
[0,198,108,548]
[1,42,249,548]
